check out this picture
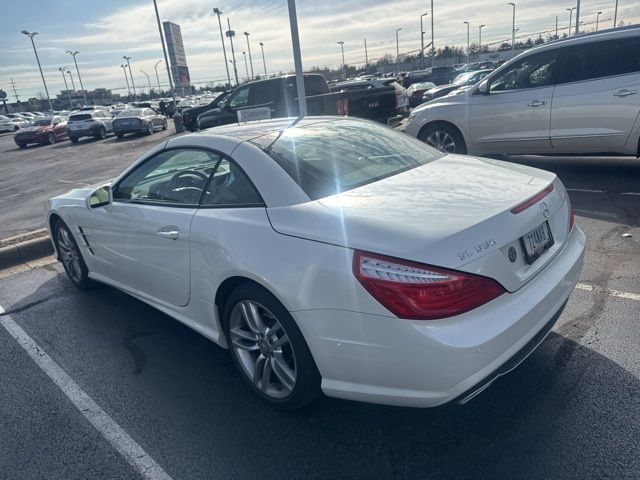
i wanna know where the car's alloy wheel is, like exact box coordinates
[425,131,456,153]
[95,126,106,140]
[147,122,154,135]
[229,300,297,398]
[47,132,56,144]
[224,284,321,409]
[53,220,93,290]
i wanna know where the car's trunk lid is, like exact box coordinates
[267,154,571,292]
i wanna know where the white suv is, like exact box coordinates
[405,26,640,156]
[67,110,113,143]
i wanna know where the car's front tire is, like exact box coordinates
[16,142,26,149]
[47,132,56,145]
[69,136,79,143]
[52,219,94,290]
[418,122,467,155]
[223,283,321,409]
[94,126,107,140]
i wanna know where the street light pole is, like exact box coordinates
[567,7,576,36]
[21,31,53,111]
[420,13,428,70]
[430,0,434,66]
[614,0,619,28]
[337,41,345,79]
[122,56,136,99]
[140,70,152,94]
[66,69,76,91]
[213,8,232,88]
[66,51,87,105]
[507,3,516,51]
[59,68,72,108]
[596,11,602,31]
[151,0,177,125]
[226,19,240,86]
[479,24,485,53]
[120,64,132,100]
[242,52,249,80]
[395,28,402,73]
[555,16,559,38]
[364,38,368,65]
[259,42,267,77]
[244,32,254,79]
[153,60,162,92]
[286,0,307,117]
[574,0,581,35]
[463,21,470,63]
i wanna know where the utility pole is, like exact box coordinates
[21,31,53,111]
[259,42,267,77]
[337,41,345,79]
[508,3,516,51]
[555,16,559,38]
[596,11,602,31]
[226,19,240,86]
[395,28,402,73]
[479,24,485,53]
[153,60,162,92]
[10,78,20,102]
[567,7,576,36]
[614,0,619,28]
[286,0,307,117]
[213,8,232,87]
[574,0,581,35]
[141,70,152,94]
[430,0,434,66]
[66,51,87,105]
[244,32,254,79]
[242,51,249,80]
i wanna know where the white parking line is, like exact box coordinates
[0,306,174,480]
[566,188,605,193]
[620,192,640,196]
[575,283,640,302]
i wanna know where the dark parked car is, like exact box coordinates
[13,115,68,148]
[182,91,232,132]
[403,66,457,87]
[112,108,167,138]
[406,81,436,107]
[197,74,399,130]
[421,69,493,103]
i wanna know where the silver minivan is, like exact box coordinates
[405,26,640,156]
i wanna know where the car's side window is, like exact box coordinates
[620,36,640,75]
[200,158,262,207]
[113,149,221,206]
[489,50,558,92]
[228,86,250,109]
[555,39,627,85]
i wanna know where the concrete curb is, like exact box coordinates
[0,234,54,270]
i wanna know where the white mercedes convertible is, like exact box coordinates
[46,117,585,409]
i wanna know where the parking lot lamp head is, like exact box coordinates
[21,30,53,111]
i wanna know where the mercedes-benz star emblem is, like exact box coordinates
[540,201,550,218]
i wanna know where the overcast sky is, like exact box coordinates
[1,0,638,100]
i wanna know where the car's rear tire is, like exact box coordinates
[52,219,94,290]
[161,120,167,131]
[13,125,19,132]
[223,283,321,409]
[69,136,79,143]
[94,126,106,140]
[418,122,467,155]
[146,122,154,135]
[16,142,26,149]
[47,132,56,145]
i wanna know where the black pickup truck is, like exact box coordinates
[197,74,399,130]
[181,91,232,132]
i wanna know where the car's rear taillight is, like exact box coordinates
[510,184,554,214]
[353,251,505,320]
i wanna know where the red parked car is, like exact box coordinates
[13,115,68,148]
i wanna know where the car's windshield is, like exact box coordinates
[251,119,443,200]
[451,72,475,85]
[30,118,52,126]
[118,109,144,117]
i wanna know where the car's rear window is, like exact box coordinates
[69,114,92,121]
[250,119,443,200]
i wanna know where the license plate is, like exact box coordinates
[520,221,554,264]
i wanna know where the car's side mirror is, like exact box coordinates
[477,79,490,94]
[87,185,112,209]
[218,100,227,110]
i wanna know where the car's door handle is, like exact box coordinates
[613,89,638,97]
[527,100,546,107]
[156,228,179,240]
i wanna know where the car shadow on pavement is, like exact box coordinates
[4,271,640,480]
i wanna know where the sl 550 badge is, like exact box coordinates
[458,237,497,261]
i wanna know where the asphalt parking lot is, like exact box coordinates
[1,129,639,479]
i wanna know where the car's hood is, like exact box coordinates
[267,154,560,290]
[16,125,47,133]
[413,88,471,111]
[199,108,221,118]
[427,84,458,95]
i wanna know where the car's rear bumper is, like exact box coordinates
[14,134,45,144]
[113,125,147,134]
[293,226,585,408]
[68,127,102,138]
